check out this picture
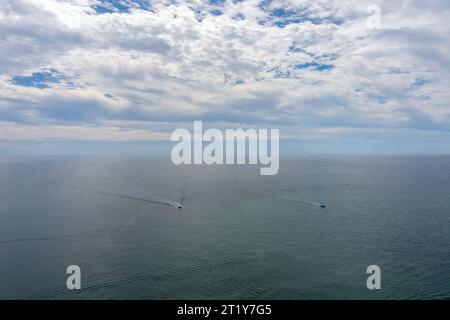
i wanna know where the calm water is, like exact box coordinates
[0,156,449,299]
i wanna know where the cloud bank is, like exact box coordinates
[0,0,449,152]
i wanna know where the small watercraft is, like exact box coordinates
[167,200,183,209]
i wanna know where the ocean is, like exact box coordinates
[0,155,449,299]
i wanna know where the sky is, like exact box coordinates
[0,0,449,154]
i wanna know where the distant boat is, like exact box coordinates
[320,203,326,208]
[167,200,183,209]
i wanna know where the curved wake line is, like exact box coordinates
[41,180,175,208]
[0,233,102,245]
[179,176,188,205]
[0,235,74,245]
[93,164,170,205]
[23,257,245,300]
[209,165,324,208]
[252,190,322,207]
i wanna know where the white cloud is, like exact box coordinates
[0,0,449,145]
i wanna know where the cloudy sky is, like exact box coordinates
[0,0,449,154]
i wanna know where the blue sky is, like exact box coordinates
[0,0,450,154]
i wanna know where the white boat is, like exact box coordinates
[167,200,183,209]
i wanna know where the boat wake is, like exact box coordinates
[41,180,177,208]
[252,190,325,208]
[210,165,326,209]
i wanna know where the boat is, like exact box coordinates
[167,200,183,209]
